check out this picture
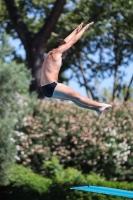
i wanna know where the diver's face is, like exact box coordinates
[62,51,68,59]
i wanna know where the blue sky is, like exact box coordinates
[9,37,132,98]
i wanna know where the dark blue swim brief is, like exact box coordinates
[41,82,57,98]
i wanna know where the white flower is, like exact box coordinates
[16,145,20,150]
[10,138,16,142]
[105,143,111,147]
[15,155,20,161]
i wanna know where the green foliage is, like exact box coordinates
[0,35,36,185]
[41,157,64,178]
[0,33,14,62]
[8,164,51,193]
[15,99,133,182]
[1,161,133,200]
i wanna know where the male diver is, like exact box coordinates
[40,22,112,115]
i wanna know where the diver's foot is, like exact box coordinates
[96,103,112,115]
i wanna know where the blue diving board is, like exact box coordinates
[70,185,133,198]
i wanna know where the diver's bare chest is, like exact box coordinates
[44,52,62,71]
[50,58,62,69]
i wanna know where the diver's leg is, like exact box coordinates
[52,83,112,114]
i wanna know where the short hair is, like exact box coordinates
[54,38,66,48]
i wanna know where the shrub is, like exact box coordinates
[15,100,133,181]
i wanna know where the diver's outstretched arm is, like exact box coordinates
[54,22,94,54]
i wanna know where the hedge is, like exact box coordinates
[1,160,133,200]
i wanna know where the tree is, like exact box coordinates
[0,33,35,185]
